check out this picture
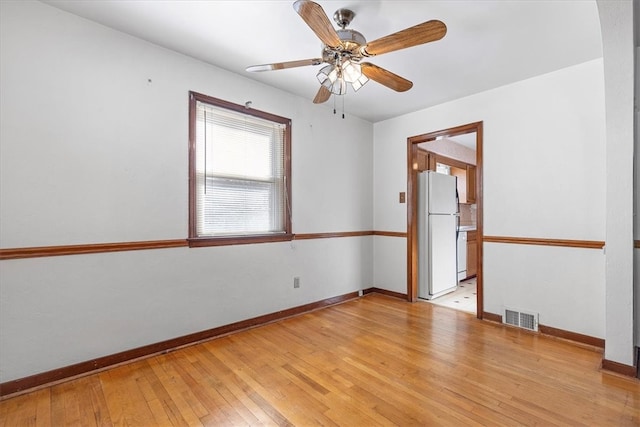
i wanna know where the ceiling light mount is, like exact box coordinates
[333,8,355,29]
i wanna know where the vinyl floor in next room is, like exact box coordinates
[427,276,477,314]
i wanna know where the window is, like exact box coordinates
[188,92,292,246]
[436,162,451,175]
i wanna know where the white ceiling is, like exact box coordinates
[447,133,476,151]
[41,0,603,123]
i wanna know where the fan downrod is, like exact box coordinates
[333,8,355,29]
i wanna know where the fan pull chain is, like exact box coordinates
[331,94,346,119]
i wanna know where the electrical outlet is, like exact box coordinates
[293,277,300,288]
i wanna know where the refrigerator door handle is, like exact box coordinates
[455,188,460,239]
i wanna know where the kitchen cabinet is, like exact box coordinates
[416,149,429,171]
[467,230,477,277]
[466,165,476,204]
[450,166,467,202]
[457,231,467,281]
[450,163,475,204]
[426,152,475,204]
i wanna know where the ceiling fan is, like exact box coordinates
[246,0,447,104]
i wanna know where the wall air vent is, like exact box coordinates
[504,308,538,332]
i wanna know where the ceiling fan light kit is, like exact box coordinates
[246,0,447,104]
[317,60,369,95]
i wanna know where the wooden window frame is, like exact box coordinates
[188,91,292,247]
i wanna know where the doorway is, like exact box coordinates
[406,122,483,319]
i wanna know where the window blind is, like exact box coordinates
[194,100,286,237]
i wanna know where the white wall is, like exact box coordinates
[0,1,373,382]
[598,0,636,366]
[373,59,607,337]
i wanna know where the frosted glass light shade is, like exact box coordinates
[316,61,369,95]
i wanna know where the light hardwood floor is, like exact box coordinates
[1,293,639,426]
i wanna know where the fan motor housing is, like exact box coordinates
[337,29,366,50]
[322,28,366,64]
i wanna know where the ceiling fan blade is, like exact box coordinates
[293,0,342,48]
[361,20,447,57]
[361,63,413,92]
[313,85,331,104]
[246,58,323,72]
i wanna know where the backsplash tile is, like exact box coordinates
[459,203,476,226]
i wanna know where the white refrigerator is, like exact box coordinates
[418,171,459,300]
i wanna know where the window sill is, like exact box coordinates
[188,233,294,247]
